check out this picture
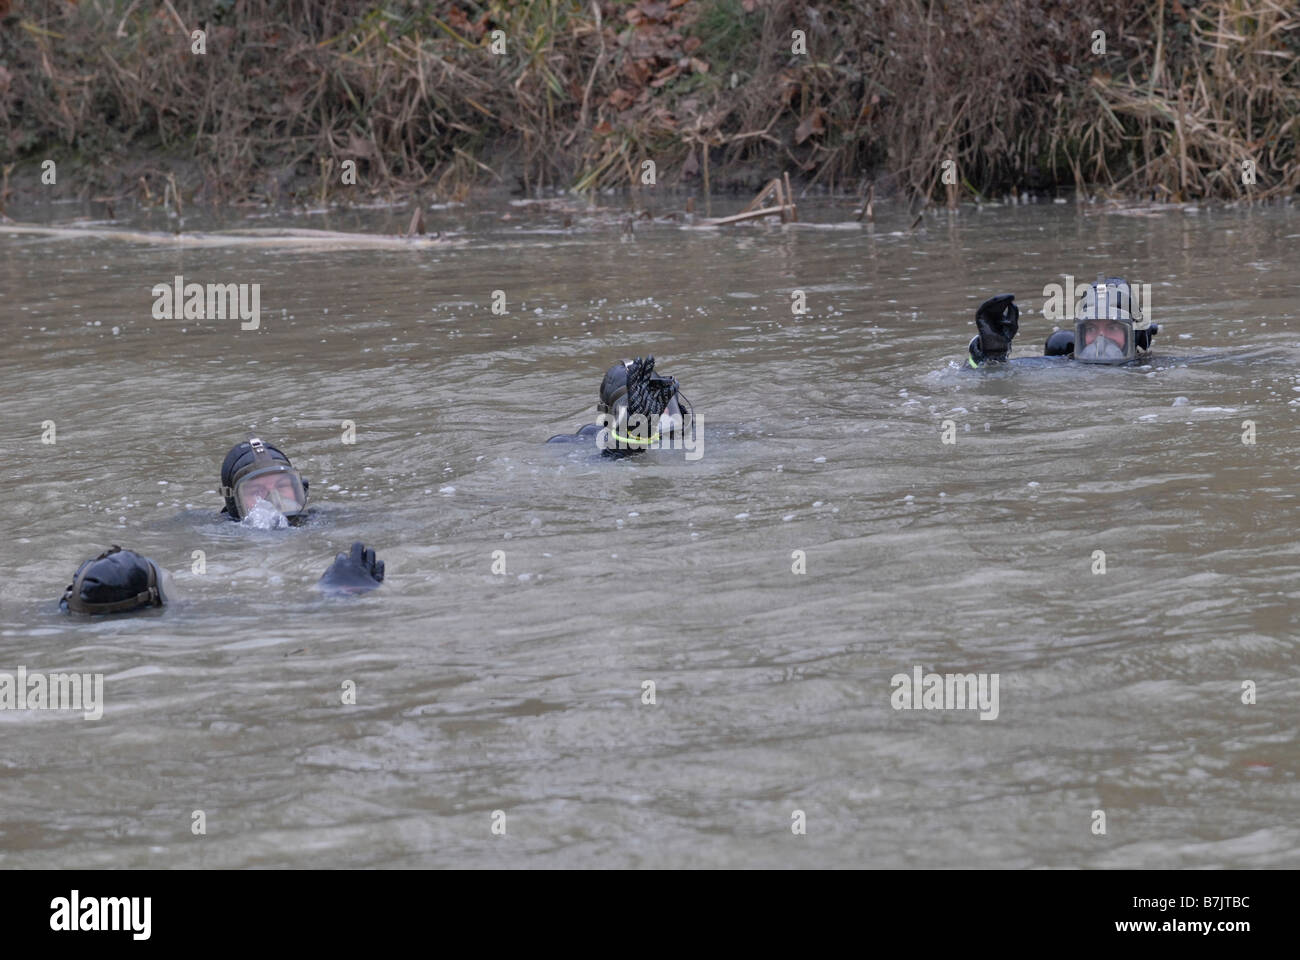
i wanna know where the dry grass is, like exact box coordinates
[0,0,1295,205]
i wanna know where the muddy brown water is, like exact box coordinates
[1,196,1297,868]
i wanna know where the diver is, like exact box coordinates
[546,355,694,456]
[219,436,310,524]
[59,546,170,615]
[59,541,386,614]
[966,277,1160,367]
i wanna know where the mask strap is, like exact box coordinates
[61,559,93,613]
[598,386,628,416]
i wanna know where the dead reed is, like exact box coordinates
[0,0,1294,204]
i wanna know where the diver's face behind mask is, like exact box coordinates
[1075,280,1138,364]
[233,465,307,518]
[1076,317,1134,362]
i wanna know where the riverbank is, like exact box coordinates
[2,0,1297,210]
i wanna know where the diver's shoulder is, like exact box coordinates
[546,423,602,443]
[963,355,1072,370]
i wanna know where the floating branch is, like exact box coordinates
[697,173,798,226]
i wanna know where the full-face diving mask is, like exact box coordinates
[1075,278,1147,364]
[227,437,308,519]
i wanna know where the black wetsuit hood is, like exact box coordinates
[60,546,165,614]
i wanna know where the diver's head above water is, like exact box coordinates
[595,355,692,455]
[220,436,309,523]
[1074,277,1147,364]
[60,545,168,615]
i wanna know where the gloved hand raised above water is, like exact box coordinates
[318,541,385,594]
[970,293,1020,363]
[625,355,678,421]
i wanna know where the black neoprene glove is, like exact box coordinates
[319,541,385,594]
[626,356,672,420]
[974,294,1020,361]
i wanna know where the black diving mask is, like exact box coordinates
[228,438,308,519]
[61,546,165,615]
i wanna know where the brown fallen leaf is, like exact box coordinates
[624,58,652,87]
[345,131,378,160]
[794,106,828,144]
[638,0,669,21]
[447,6,471,32]
[608,88,637,110]
[652,64,681,87]
[650,107,678,130]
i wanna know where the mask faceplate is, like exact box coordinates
[1076,280,1138,364]
[1075,316,1135,363]
[232,464,307,518]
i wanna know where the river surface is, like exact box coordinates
[1,195,1297,868]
